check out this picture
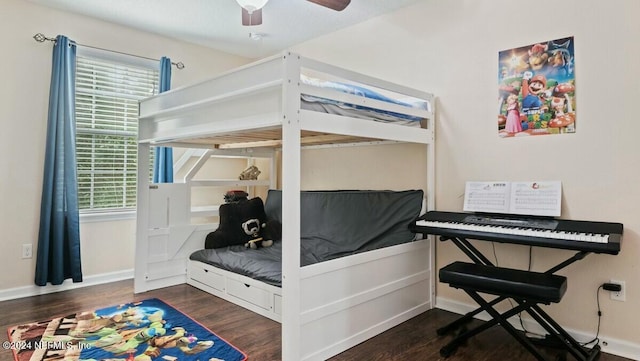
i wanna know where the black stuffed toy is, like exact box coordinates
[245,218,282,249]
[242,218,264,249]
[204,196,282,249]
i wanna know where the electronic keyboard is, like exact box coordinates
[410,211,622,255]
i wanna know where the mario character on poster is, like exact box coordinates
[498,37,576,137]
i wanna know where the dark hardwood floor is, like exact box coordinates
[0,280,632,361]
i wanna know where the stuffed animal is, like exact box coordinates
[244,218,282,249]
[242,218,264,249]
[204,197,266,249]
[204,196,282,249]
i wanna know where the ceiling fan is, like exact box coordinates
[237,0,351,26]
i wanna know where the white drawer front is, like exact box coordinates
[190,264,225,292]
[227,279,271,310]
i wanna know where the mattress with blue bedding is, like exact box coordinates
[300,75,429,126]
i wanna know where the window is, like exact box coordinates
[75,56,159,212]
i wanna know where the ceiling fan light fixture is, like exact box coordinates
[236,0,269,14]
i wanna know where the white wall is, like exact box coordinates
[300,143,427,191]
[0,0,250,292]
[292,0,640,354]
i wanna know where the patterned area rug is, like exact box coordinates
[6,298,247,361]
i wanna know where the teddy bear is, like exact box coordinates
[244,218,282,249]
[242,218,264,249]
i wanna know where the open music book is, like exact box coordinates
[463,181,562,217]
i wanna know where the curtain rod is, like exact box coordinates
[33,33,185,70]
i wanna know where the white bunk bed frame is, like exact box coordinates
[135,52,436,361]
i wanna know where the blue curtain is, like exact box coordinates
[153,57,173,183]
[35,35,82,286]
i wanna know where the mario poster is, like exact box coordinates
[498,37,575,137]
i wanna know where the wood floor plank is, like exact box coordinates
[0,280,633,361]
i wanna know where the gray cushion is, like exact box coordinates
[264,189,423,263]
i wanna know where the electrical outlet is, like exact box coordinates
[610,280,626,302]
[22,244,33,259]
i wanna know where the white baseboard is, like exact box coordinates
[436,296,640,361]
[0,269,134,302]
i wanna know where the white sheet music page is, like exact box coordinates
[463,181,511,213]
[463,181,562,216]
[509,181,562,217]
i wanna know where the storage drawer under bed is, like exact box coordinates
[227,278,272,311]
[188,262,225,292]
[188,261,278,314]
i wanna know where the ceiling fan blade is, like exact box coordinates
[241,7,262,26]
[306,0,351,11]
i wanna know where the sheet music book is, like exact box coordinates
[463,181,562,217]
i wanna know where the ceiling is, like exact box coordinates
[27,0,422,59]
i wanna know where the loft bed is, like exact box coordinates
[134,52,436,361]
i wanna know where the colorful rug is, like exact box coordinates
[6,298,247,361]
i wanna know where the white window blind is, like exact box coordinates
[75,56,159,211]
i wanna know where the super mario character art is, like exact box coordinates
[497,37,575,137]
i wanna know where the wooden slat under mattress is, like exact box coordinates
[168,129,383,149]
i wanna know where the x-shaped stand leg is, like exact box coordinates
[439,291,549,360]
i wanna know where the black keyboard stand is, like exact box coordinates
[441,235,591,272]
[435,235,601,361]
